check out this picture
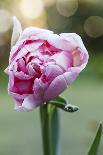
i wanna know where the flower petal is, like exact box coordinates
[50,51,73,70]
[11,16,22,47]
[37,33,77,51]
[45,64,64,82]
[44,74,68,101]
[19,27,53,41]
[60,33,89,57]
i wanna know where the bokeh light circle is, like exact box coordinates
[56,0,78,17]
[19,0,44,19]
[44,0,55,7]
[84,16,103,38]
[0,9,11,33]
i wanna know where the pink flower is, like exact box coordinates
[5,17,89,112]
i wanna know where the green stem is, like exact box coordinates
[40,103,51,155]
[40,103,60,155]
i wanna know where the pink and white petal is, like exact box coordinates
[70,49,88,72]
[14,79,33,94]
[11,16,22,48]
[9,45,28,63]
[37,33,77,51]
[8,71,15,90]
[15,47,28,60]
[25,40,44,52]
[77,48,89,70]
[17,58,26,72]
[14,100,24,112]
[44,74,68,101]
[22,94,42,111]
[18,27,53,41]
[60,33,89,56]
[14,71,34,80]
[9,45,19,63]
[9,91,28,101]
[45,64,64,82]
[63,71,79,85]
[50,51,73,71]
[10,40,42,63]
[33,78,48,98]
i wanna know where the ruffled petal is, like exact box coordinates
[44,74,68,101]
[45,64,64,82]
[50,51,73,71]
[36,32,77,51]
[18,27,53,41]
[15,94,42,111]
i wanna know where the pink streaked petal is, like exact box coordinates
[33,78,48,98]
[19,27,53,41]
[14,100,23,112]
[45,64,64,82]
[36,33,77,51]
[9,91,28,101]
[25,40,44,52]
[14,71,34,80]
[78,48,89,70]
[63,71,79,85]
[15,47,28,60]
[14,104,25,112]
[60,33,88,56]
[60,33,89,71]
[9,45,18,63]
[69,52,88,73]
[50,51,73,71]
[8,71,14,90]
[44,74,68,101]
[72,49,81,67]
[22,94,42,111]
[9,46,28,64]
[14,79,33,94]
[27,64,35,76]
[17,58,26,72]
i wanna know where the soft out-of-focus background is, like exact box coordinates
[0,0,103,154]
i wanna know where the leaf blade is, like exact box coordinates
[87,122,102,155]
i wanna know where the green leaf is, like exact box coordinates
[49,96,79,113]
[87,122,102,155]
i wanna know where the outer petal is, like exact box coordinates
[9,45,28,63]
[10,40,43,63]
[63,71,79,85]
[60,33,87,54]
[36,32,77,51]
[44,74,68,101]
[18,27,53,41]
[11,16,22,47]
[14,71,34,80]
[44,67,81,102]
[50,51,73,71]
[15,94,42,112]
[60,33,89,71]
[9,91,28,101]
[22,94,42,111]
[60,33,89,64]
[45,64,64,82]
[33,78,48,98]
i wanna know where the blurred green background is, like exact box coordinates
[0,0,103,154]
